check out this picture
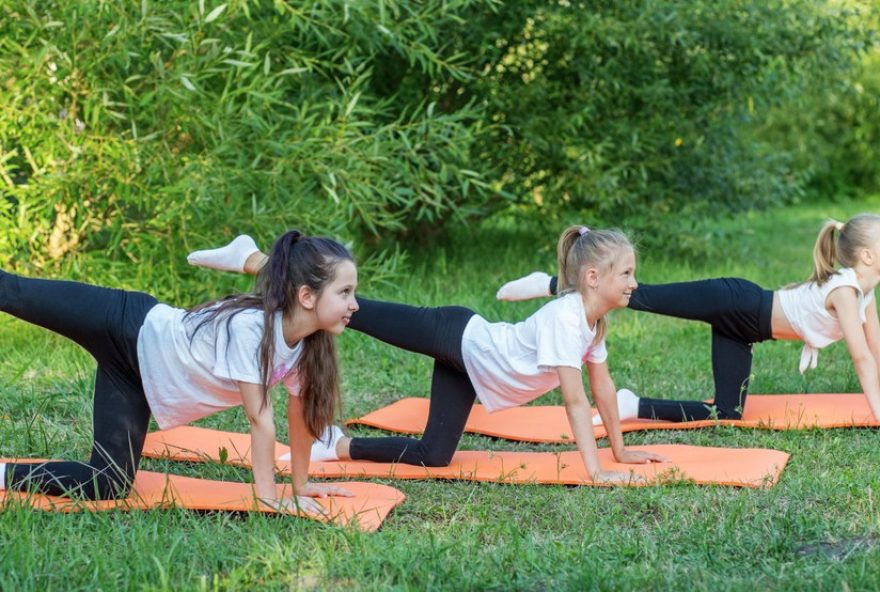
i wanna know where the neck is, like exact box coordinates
[282,308,318,347]
[581,291,612,328]
[853,264,880,294]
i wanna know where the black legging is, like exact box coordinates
[1,271,157,499]
[549,276,774,420]
[347,298,476,466]
[628,279,774,420]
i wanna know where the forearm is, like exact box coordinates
[250,422,279,499]
[592,386,626,456]
[565,400,603,478]
[853,356,880,420]
[286,397,313,490]
[285,432,312,491]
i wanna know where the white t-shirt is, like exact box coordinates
[461,291,608,413]
[778,267,876,372]
[137,304,303,429]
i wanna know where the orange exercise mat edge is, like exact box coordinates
[0,459,405,532]
[142,426,790,488]
[346,394,879,443]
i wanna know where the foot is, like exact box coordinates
[592,388,641,425]
[187,235,259,273]
[310,425,345,462]
[496,271,553,301]
[278,425,347,463]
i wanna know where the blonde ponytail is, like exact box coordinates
[556,226,586,294]
[803,214,880,286]
[807,220,840,285]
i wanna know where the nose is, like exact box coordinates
[351,296,360,312]
[631,277,639,290]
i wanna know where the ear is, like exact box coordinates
[298,285,317,311]
[860,247,875,267]
[582,267,600,290]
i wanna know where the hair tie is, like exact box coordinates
[578,226,589,236]
[835,222,845,232]
[287,229,304,246]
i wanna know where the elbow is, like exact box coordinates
[852,351,876,369]
[852,353,878,374]
[563,397,592,414]
[248,414,275,438]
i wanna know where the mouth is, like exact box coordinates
[342,316,351,325]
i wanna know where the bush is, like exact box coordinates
[0,0,875,289]
[450,1,876,253]
[762,41,880,200]
[0,0,500,299]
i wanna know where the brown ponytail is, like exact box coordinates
[297,331,341,439]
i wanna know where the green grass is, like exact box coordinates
[3,198,880,591]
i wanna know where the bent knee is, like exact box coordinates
[86,474,135,500]
[417,450,455,468]
[714,406,743,421]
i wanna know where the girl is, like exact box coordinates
[496,215,880,424]
[187,227,668,484]
[0,231,357,513]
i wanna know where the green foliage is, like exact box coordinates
[0,0,877,291]
[0,0,500,299]
[450,0,876,253]
[762,36,880,200]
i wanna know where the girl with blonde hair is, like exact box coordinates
[497,214,880,424]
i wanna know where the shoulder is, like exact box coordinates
[529,293,582,327]
[825,268,859,289]
[533,293,589,337]
[823,268,864,299]
[537,292,581,316]
[214,307,268,339]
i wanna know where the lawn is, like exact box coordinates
[1,197,880,591]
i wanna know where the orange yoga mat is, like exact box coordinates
[0,459,404,532]
[142,426,790,488]
[346,394,879,443]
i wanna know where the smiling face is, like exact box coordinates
[595,247,638,309]
[313,259,359,335]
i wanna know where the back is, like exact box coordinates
[461,292,607,413]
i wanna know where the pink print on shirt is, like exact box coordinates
[271,364,289,385]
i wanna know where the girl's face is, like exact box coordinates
[596,248,638,309]
[314,259,359,335]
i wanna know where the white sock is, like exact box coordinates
[310,425,344,462]
[277,425,345,463]
[592,388,641,425]
[496,272,552,301]
[187,235,259,273]
[0,463,6,490]
[617,388,640,420]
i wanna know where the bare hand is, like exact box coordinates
[614,448,670,464]
[593,470,646,485]
[261,495,327,516]
[296,481,355,498]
